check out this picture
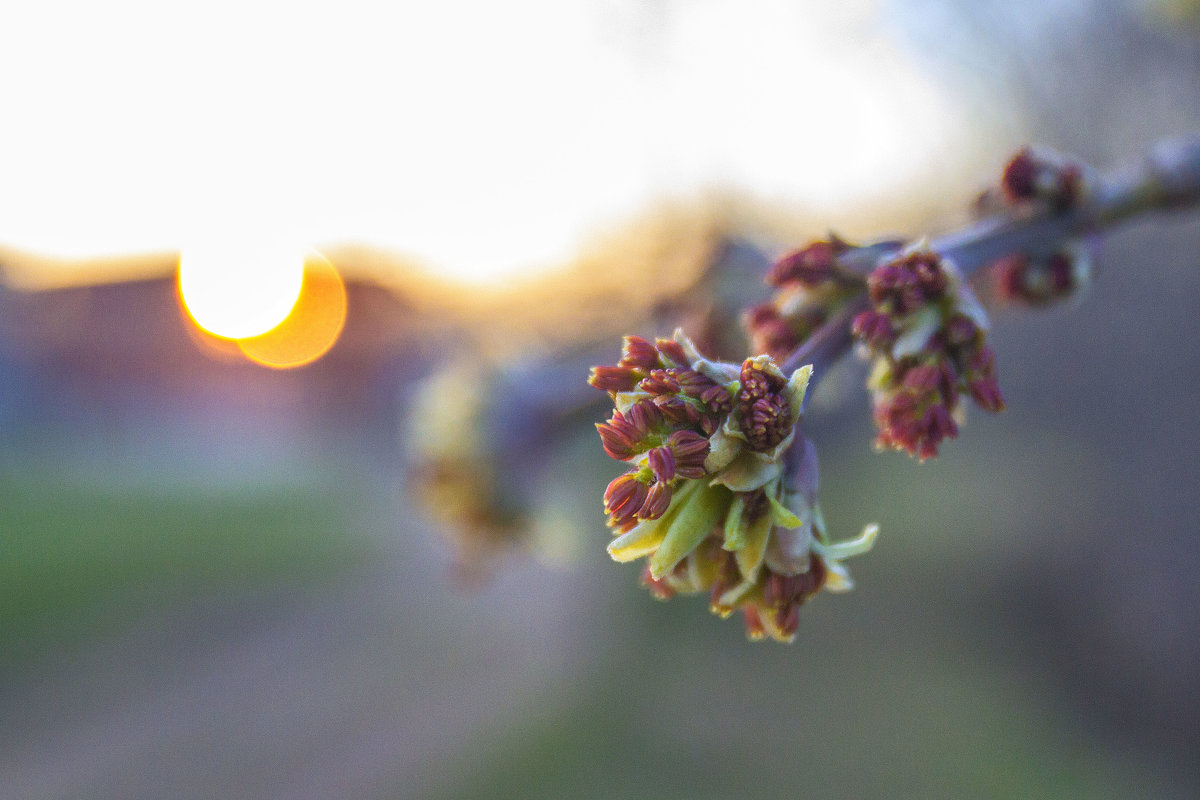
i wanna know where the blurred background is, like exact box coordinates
[2,1,1199,798]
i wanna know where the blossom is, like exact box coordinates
[745,238,861,362]
[853,244,1005,460]
[1001,145,1090,210]
[591,330,877,641]
[989,243,1092,306]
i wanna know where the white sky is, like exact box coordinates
[0,0,969,283]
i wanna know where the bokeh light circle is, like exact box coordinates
[178,241,306,339]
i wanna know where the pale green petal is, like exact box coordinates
[722,493,747,551]
[703,417,744,473]
[955,283,991,332]
[822,559,856,593]
[760,428,797,462]
[733,508,772,580]
[757,609,795,643]
[812,523,879,561]
[607,517,670,562]
[784,364,813,419]
[648,486,732,579]
[716,577,757,608]
[684,547,722,593]
[893,306,942,358]
[710,451,782,492]
[867,358,893,391]
[606,479,701,562]
[614,390,652,414]
[768,492,807,529]
[673,328,740,383]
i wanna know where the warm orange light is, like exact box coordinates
[235,252,347,370]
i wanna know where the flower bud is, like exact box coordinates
[766,240,842,288]
[990,243,1091,306]
[591,331,874,641]
[855,245,1005,460]
[1001,146,1089,210]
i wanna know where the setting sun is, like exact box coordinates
[178,242,306,339]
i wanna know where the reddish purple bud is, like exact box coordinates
[700,384,733,414]
[993,254,1032,302]
[970,378,1005,413]
[647,446,676,483]
[1047,252,1074,294]
[639,368,681,396]
[655,338,688,367]
[653,394,701,426]
[1002,147,1039,202]
[901,363,941,395]
[736,359,793,451]
[744,395,791,452]
[638,481,673,519]
[604,472,650,529]
[620,335,660,370]
[766,241,838,288]
[944,314,978,347]
[919,404,959,460]
[764,571,790,607]
[675,369,715,397]
[775,603,801,639]
[965,346,1005,412]
[625,399,664,436]
[738,358,786,402]
[596,400,665,461]
[589,365,641,393]
[666,430,709,479]
[743,607,766,640]
[596,417,638,461]
[851,310,896,350]
[912,253,949,298]
[869,249,949,313]
[1001,147,1083,209]
[745,302,780,330]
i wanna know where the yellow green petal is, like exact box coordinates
[648,485,732,579]
[722,493,747,551]
[733,508,772,580]
[607,517,670,562]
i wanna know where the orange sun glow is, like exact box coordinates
[178,247,347,369]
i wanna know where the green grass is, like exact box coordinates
[0,473,369,672]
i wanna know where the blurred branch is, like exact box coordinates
[785,135,1200,379]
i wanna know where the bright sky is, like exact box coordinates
[0,0,969,286]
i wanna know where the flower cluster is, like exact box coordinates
[852,246,1005,460]
[989,243,1092,306]
[590,331,877,641]
[965,147,1096,310]
[1000,145,1090,210]
[744,239,860,362]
